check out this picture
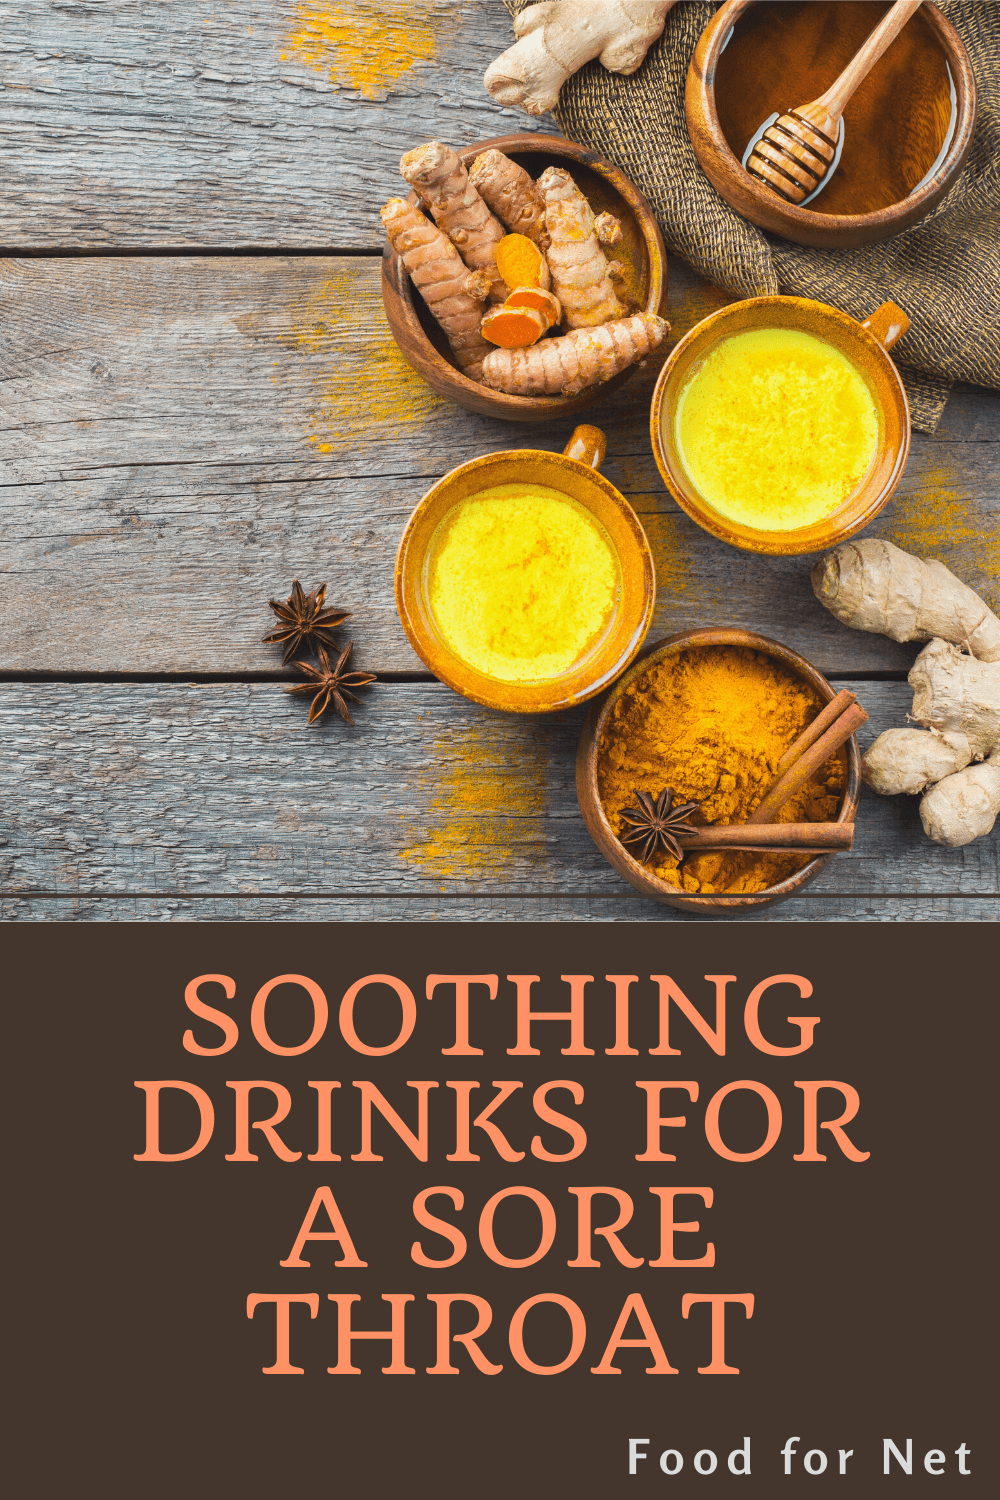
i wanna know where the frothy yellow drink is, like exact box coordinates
[674,328,879,531]
[428,483,618,682]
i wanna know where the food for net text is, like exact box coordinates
[538,166,625,329]
[482,313,669,396]
[399,141,507,302]
[813,539,1000,847]
[484,1,678,116]
[381,197,494,382]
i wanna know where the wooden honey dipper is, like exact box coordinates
[745,0,924,206]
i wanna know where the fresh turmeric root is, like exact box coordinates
[495,232,550,291]
[381,197,494,383]
[537,166,625,329]
[481,312,668,395]
[469,148,549,249]
[399,141,507,302]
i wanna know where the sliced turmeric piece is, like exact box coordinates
[495,232,551,293]
[481,303,548,350]
[504,286,562,331]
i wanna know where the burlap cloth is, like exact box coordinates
[501,1,999,432]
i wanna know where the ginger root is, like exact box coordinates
[380,197,493,383]
[496,232,550,292]
[813,539,1000,847]
[399,141,507,302]
[812,538,1000,660]
[485,1,677,117]
[469,149,549,248]
[481,311,669,396]
[538,166,625,329]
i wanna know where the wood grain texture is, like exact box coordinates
[0,681,996,903]
[0,0,552,247]
[0,895,995,923]
[2,254,996,675]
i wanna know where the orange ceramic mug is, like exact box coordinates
[649,295,911,556]
[394,426,656,713]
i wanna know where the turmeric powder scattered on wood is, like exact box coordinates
[482,313,668,396]
[400,140,507,302]
[380,197,494,382]
[597,646,847,895]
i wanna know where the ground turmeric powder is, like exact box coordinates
[597,646,846,895]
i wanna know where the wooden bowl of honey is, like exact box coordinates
[394,426,655,713]
[649,294,911,557]
[576,629,862,914]
[686,0,976,248]
[381,133,667,421]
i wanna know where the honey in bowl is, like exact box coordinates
[672,328,879,532]
[715,0,956,216]
[427,483,619,682]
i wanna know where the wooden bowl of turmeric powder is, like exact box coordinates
[382,133,667,421]
[576,629,861,912]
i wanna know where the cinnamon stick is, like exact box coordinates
[748,701,868,825]
[679,822,853,853]
[775,690,857,776]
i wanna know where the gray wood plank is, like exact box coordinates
[1,681,996,902]
[0,895,995,922]
[2,255,997,675]
[0,0,549,247]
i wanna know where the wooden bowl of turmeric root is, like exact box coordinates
[576,628,862,913]
[381,133,668,421]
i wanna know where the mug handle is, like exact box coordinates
[563,424,607,470]
[861,301,909,351]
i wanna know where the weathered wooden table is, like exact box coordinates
[1,1,997,922]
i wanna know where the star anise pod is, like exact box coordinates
[618,788,701,865]
[285,641,376,726]
[262,579,350,665]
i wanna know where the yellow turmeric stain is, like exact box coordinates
[279,260,447,452]
[283,2,446,99]
[883,456,1000,608]
[639,507,694,606]
[397,713,551,886]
